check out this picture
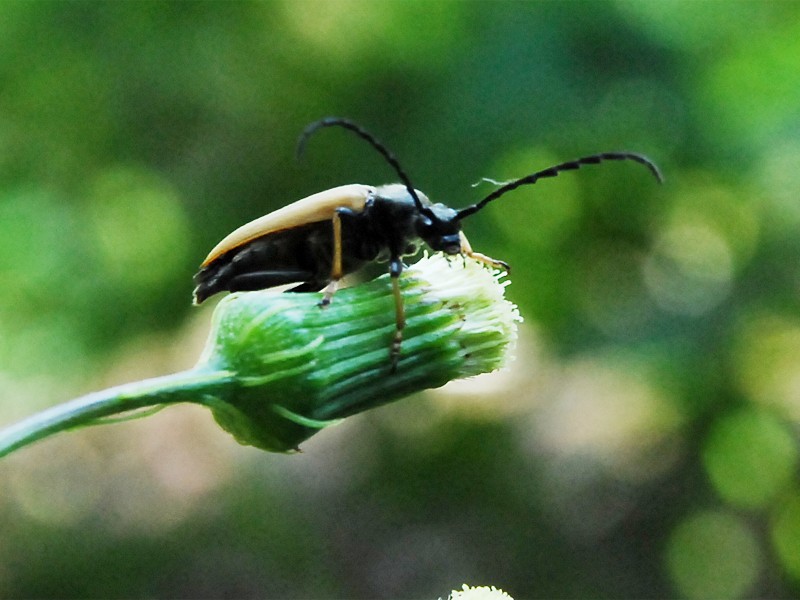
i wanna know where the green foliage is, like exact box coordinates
[1,1,799,598]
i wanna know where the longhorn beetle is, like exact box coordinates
[193,117,663,371]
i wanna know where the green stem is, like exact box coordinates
[0,368,234,459]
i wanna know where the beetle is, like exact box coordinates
[193,117,662,370]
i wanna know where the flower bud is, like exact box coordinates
[198,254,521,452]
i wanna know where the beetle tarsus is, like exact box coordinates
[458,231,510,272]
[319,279,339,307]
[469,252,510,272]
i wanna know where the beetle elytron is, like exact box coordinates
[194,117,662,370]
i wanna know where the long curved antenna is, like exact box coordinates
[456,152,663,221]
[297,117,427,213]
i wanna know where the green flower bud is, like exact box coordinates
[0,255,520,458]
[200,254,520,451]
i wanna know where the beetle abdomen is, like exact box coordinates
[193,221,375,304]
[194,223,324,303]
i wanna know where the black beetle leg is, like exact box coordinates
[389,256,405,373]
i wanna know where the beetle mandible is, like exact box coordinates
[193,117,663,371]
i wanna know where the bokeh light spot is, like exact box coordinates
[279,0,460,66]
[701,19,800,147]
[702,408,797,508]
[535,353,682,480]
[771,492,800,581]
[0,187,78,297]
[755,140,800,234]
[666,510,760,599]
[85,166,189,291]
[0,188,90,379]
[732,313,800,422]
[643,222,733,316]
[6,436,104,526]
[668,177,760,268]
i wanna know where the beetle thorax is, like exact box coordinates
[370,184,462,256]
[370,184,429,240]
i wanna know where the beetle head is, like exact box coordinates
[417,203,462,255]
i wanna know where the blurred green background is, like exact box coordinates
[2,1,800,598]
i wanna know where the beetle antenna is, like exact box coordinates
[455,152,663,221]
[297,117,427,213]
